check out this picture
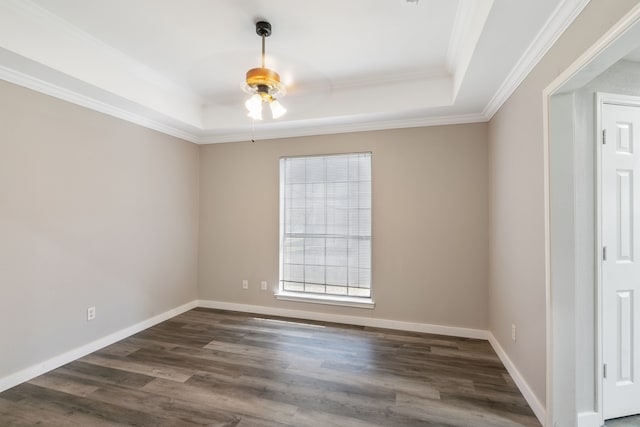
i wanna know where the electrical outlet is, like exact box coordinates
[87,306,96,321]
[511,324,516,341]
[242,279,249,289]
[261,281,268,290]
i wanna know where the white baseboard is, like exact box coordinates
[488,333,546,426]
[196,299,488,340]
[578,412,603,427]
[0,300,198,393]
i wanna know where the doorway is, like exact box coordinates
[599,95,640,421]
[545,8,640,427]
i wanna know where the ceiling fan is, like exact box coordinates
[242,21,286,120]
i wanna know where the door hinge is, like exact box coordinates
[603,363,607,379]
[603,129,607,144]
[603,246,607,260]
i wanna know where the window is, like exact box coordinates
[279,153,372,303]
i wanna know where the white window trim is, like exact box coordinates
[274,291,375,309]
[278,152,373,303]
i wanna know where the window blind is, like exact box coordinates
[279,153,372,298]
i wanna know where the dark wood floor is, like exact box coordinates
[0,308,540,426]
[606,415,640,426]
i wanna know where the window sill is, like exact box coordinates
[274,292,375,309]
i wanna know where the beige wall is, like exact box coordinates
[198,125,489,329]
[0,81,200,379]
[488,0,640,408]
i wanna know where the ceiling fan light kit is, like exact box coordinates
[242,20,286,120]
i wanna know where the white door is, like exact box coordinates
[602,101,640,420]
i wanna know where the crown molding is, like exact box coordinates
[198,113,488,144]
[482,0,591,119]
[2,62,486,145]
[0,65,200,143]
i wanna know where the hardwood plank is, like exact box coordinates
[28,372,100,397]
[143,377,300,423]
[0,397,121,427]
[1,383,174,426]
[94,341,141,358]
[284,363,443,400]
[165,344,292,371]
[395,392,540,427]
[86,382,241,426]
[59,360,157,388]
[80,353,194,383]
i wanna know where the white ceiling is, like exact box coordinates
[0,0,589,143]
[626,46,640,63]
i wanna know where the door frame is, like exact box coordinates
[597,93,640,422]
[543,5,640,427]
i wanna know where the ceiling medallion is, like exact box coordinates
[241,21,286,120]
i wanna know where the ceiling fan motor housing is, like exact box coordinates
[255,21,272,37]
